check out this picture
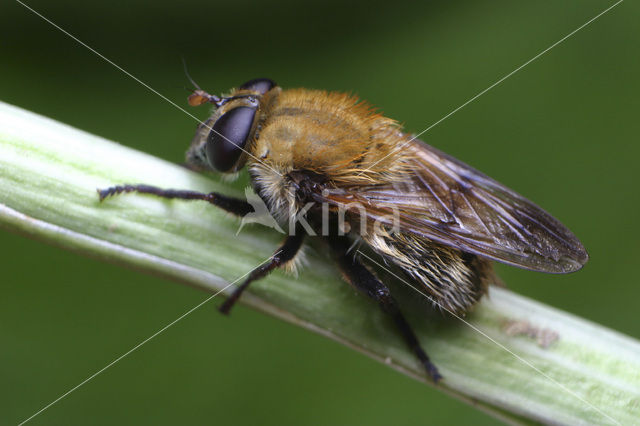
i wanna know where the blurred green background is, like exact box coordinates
[1,0,638,424]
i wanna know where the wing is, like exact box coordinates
[320,138,589,273]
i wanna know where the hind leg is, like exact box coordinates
[326,235,441,382]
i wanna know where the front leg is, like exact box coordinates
[97,184,254,217]
[98,183,305,313]
[326,235,442,382]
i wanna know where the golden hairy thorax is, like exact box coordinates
[249,88,412,186]
[247,88,493,313]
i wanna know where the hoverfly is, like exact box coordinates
[99,78,588,381]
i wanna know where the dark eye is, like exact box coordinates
[239,78,276,94]
[206,106,257,172]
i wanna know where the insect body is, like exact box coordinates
[99,78,588,381]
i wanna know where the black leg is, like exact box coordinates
[219,233,305,315]
[326,235,442,382]
[97,184,254,217]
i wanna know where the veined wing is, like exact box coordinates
[321,138,588,273]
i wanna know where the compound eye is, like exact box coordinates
[206,106,256,172]
[239,78,276,94]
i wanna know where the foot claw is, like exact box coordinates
[97,188,110,202]
[426,363,442,383]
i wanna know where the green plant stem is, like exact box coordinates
[1,101,638,425]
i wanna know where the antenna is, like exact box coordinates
[181,57,223,107]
